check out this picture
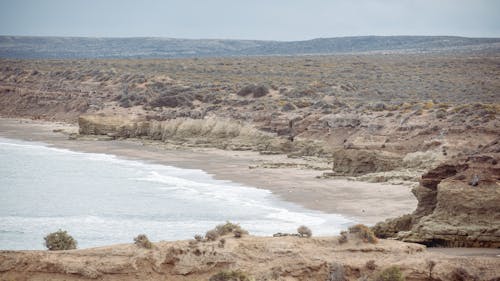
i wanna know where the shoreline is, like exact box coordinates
[0,117,417,225]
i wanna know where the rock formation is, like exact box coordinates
[373,139,500,247]
[1,235,499,281]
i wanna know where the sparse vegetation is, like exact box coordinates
[375,266,405,281]
[134,234,153,249]
[451,267,478,281]
[348,224,378,244]
[237,84,269,98]
[218,238,226,248]
[43,229,77,251]
[209,270,254,281]
[338,231,348,244]
[205,230,220,241]
[366,260,377,270]
[213,221,249,236]
[297,225,312,238]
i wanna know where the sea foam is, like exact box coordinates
[0,137,351,250]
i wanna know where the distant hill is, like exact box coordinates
[0,35,499,59]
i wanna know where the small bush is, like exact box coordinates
[338,231,348,244]
[134,234,153,249]
[348,224,378,244]
[205,229,220,241]
[451,267,477,281]
[214,221,249,236]
[209,270,254,281]
[233,229,244,238]
[218,238,226,248]
[375,266,405,281]
[366,260,377,270]
[237,85,269,98]
[44,229,77,251]
[297,225,312,238]
[194,234,203,242]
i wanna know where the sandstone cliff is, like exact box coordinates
[1,235,499,281]
[373,139,500,247]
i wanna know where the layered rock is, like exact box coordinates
[78,114,150,138]
[331,149,402,176]
[1,236,499,281]
[374,140,500,247]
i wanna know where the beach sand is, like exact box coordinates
[0,117,417,224]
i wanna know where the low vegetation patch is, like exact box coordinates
[205,229,220,241]
[348,224,378,244]
[209,270,254,281]
[214,221,248,236]
[375,266,405,281]
[44,229,77,251]
[134,234,153,249]
[338,231,348,244]
[297,225,312,238]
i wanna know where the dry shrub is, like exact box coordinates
[366,260,377,270]
[297,225,312,238]
[237,84,269,98]
[44,229,77,251]
[348,224,378,244]
[134,234,153,249]
[338,231,348,244]
[218,238,226,248]
[451,267,478,281]
[214,221,249,236]
[194,234,203,242]
[327,262,345,281]
[375,266,405,281]
[205,230,220,241]
[209,270,254,281]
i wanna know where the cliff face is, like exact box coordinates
[1,236,499,281]
[374,139,500,247]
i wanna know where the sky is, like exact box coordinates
[0,0,499,41]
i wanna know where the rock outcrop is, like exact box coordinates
[374,140,500,247]
[1,236,499,281]
[78,114,150,138]
[331,149,402,176]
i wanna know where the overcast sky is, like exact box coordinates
[0,0,499,40]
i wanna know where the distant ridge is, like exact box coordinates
[1,35,499,59]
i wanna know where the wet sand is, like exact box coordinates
[0,117,417,225]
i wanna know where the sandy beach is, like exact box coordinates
[0,117,417,225]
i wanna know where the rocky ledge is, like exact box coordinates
[1,235,499,281]
[373,138,500,247]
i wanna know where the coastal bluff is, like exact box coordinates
[374,139,500,248]
[1,235,499,281]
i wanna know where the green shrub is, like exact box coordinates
[375,266,405,281]
[44,229,77,251]
[209,270,254,281]
[134,234,153,249]
[297,225,312,238]
[348,224,378,244]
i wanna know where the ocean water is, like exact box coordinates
[0,137,351,250]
